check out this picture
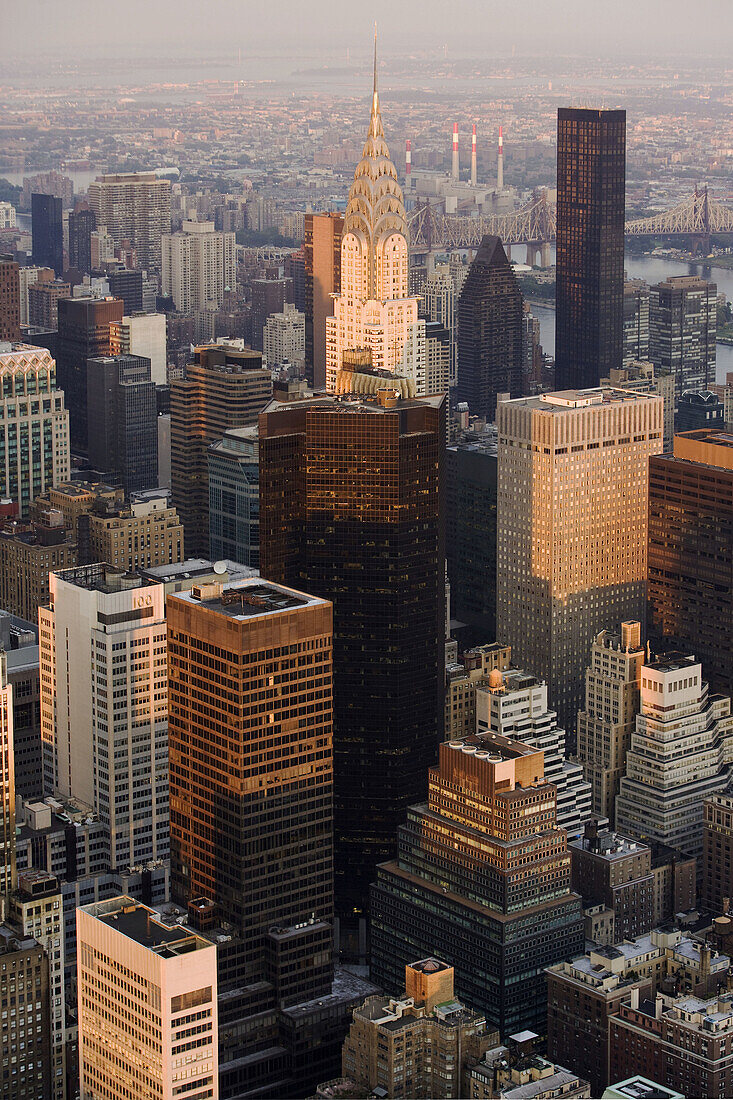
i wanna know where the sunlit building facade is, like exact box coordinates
[325,43,425,394]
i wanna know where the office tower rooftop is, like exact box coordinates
[576,621,645,823]
[570,820,654,943]
[496,388,663,741]
[77,896,218,1100]
[371,733,584,1036]
[616,652,733,865]
[456,235,523,419]
[259,389,444,929]
[555,108,626,391]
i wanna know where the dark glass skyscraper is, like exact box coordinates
[456,235,523,419]
[31,193,64,277]
[68,208,96,274]
[86,353,158,495]
[259,391,445,927]
[555,108,626,391]
[57,295,124,449]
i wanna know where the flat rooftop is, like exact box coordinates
[87,898,209,958]
[54,563,156,594]
[261,391,445,416]
[503,387,658,412]
[447,731,541,761]
[172,579,326,620]
[645,653,697,674]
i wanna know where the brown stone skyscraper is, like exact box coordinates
[259,390,445,928]
[170,343,271,556]
[0,255,21,342]
[304,212,343,389]
[555,108,626,391]
[168,578,334,945]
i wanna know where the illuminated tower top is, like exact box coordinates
[342,29,408,302]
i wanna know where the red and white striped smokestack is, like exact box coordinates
[451,123,459,181]
[405,139,411,183]
[497,125,504,191]
[471,124,477,186]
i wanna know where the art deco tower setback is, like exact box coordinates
[555,108,626,390]
[325,38,425,394]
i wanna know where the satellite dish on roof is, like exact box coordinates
[213,561,227,575]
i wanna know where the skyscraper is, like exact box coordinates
[88,173,172,273]
[456,235,523,419]
[555,108,626,390]
[304,212,343,389]
[170,343,271,556]
[56,295,124,449]
[616,652,733,864]
[109,310,167,385]
[0,343,71,517]
[168,579,333,940]
[0,652,15,901]
[77,896,218,1100]
[496,388,663,740]
[249,276,293,353]
[649,275,717,399]
[86,353,158,495]
[370,733,584,1035]
[623,280,650,366]
[207,426,259,567]
[161,219,236,313]
[67,208,96,274]
[31,193,64,276]
[39,564,169,871]
[648,429,733,699]
[325,40,426,394]
[576,621,645,823]
[0,254,21,341]
[259,389,445,926]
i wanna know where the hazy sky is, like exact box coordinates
[6,0,732,60]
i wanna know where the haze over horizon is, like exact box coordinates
[5,0,731,63]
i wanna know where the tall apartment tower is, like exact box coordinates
[702,794,733,913]
[456,235,523,419]
[0,343,71,517]
[648,430,733,699]
[496,389,663,740]
[623,280,650,366]
[555,108,626,390]
[616,653,733,863]
[77,896,218,1100]
[0,652,15,903]
[31,193,64,276]
[39,564,169,871]
[170,343,271,556]
[109,310,167,385]
[650,275,717,399]
[423,264,458,386]
[304,212,343,389]
[0,254,21,341]
[325,47,426,394]
[370,733,584,1036]
[475,667,592,837]
[576,621,645,822]
[67,208,96,274]
[56,295,124,449]
[88,172,172,272]
[86,353,158,495]
[259,390,445,925]
[161,219,236,313]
